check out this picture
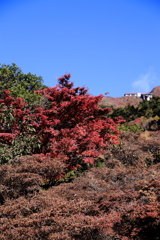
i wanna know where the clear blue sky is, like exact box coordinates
[0,0,160,97]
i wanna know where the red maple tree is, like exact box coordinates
[0,74,123,169]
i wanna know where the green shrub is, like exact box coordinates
[118,123,144,133]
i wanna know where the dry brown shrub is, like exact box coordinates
[0,163,160,239]
[0,155,67,202]
[0,132,160,239]
[104,131,160,168]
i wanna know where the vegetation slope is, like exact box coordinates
[0,64,159,240]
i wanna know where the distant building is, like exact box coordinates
[124,92,153,101]
[141,93,152,101]
[124,93,141,97]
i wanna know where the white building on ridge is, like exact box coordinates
[124,93,141,97]
[124,92,152,101]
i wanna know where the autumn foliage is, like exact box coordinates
[0,74,122,167]
[0,132,160,239]
[0,72,160,240]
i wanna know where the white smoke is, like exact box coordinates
[132,68,156,93]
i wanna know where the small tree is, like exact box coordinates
[0,73,123,167]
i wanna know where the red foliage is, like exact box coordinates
[0,74,122,168]
[0,133,15,144]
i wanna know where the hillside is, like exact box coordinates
[99,96,142,108]
[0,67,159,240]
[99,85,160,108]
[151,85,160,96]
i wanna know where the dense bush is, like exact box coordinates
[110,104,138,122]
[0,74,122,167]
[1,159,159,239]
[0,136,159,240]
[137,97,160,118]
[118,122,144,133]
[0,155,67,201]
[128,116,160,131]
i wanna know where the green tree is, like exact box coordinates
[0,63,48,105]
[137,97,160,118]
[110,104,138,122]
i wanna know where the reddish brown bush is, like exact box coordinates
[1,158,159,239]
[0,155,67,201]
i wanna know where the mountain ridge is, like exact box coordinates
[100,85,160,108]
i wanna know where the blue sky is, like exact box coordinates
[0,0,160,97]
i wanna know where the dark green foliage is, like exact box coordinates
[0,63,48,105]
[110,97,160,124]
[110,104,138,121]
[137,97,160,118]
[0,133,41,164]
